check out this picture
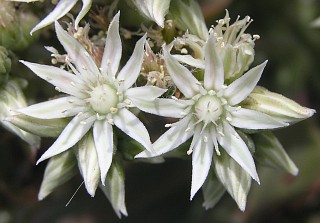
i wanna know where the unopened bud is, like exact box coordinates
[241,86,315,124]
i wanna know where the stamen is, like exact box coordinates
[110,107,118,113]
[108,119,114,125]
[187,148,193,155]
[55,86,62,92]
[218,131,225,137]
[165,123,173,128]
[77,112,83,117]
[185,127,191,132]
[203,136,208,142]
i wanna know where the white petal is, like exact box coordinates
[126,86,167,100]
[20,61,86,98]
[55,21,100,83]
[77,132,100,196]
[224,61,268,106]
[217,121,259,183]
[30,0,77,34]
[100,160,127,218]
[37,113,95,164]
[163,48,199,98]
[101,12,122,78]
[136,115,194,158]
[93,120,114,185]
[128,98,190,119]
[117,35,146,90]
[74,0,92,29]
[114,108,153,152]
[16,96,85,119]
[173,55,205,69]
[230,108,288,129]
[204,34,224,90]
[190,128,213,200]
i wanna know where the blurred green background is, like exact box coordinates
[1,0,320,222]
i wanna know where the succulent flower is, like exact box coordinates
[136,33,288,201]
[171,11,259,83]
[14,13,166,197]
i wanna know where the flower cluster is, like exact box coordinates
[1,0,315,218]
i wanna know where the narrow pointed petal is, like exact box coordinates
[101,12,122,78]
[20,61,86,98]
[100,160,127,218]
[16,96,85,119]
[190,129,213,200]
[93,120,114,185]
[204,34,224,90]
[38,151,77,200]
[126,86,167,100]
[77,132,100,196]
[30,0,77,34]
[163,49,199,98]
[117,35,146,90]
[230,108,288,129]
[224,61,268,106]
[217,121,259,183]
[37,113,95,164]
[55,21,100,82]
[136,115,194,158]
[74,0,92,29]
[128,98,189,119]
[114,108,152,152]
[213,150,252,211]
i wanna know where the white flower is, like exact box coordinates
[8,0,92,34]
[15,12,166,193]
[136,33,288,199]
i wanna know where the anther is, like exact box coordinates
[187,148,193,155]
[208,90,216,95]
[165,123,172,128]
[203,136,208,142]
[218,131,225,137]
[110,107,118,113]
[55,87,62,92]
[108,119,114,125]
[185,127,191,132]
[77,112,83,117]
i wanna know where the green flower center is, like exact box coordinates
[89,84,118,115]
[194,95,223,123]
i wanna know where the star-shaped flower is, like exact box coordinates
[16,12,166,195]
[136,33,288,199]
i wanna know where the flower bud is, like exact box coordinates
[0,46,11,84]
[38,151,77,200]
[100,159,128,218]
[169,0,208,40]
[0,1,39,50]
[0,79,40,148]
[241,86,315,124]
[127,0,170,28]
[253,131,298,176]
[6,114,69,138]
